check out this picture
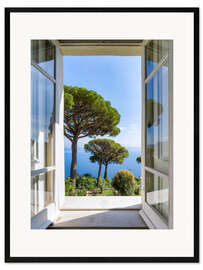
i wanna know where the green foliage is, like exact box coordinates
[83,173,93,177]
[136,156,141,164]
[64,92,74,110]
[64,85,121,180]
[75,173,81,180]
[112,170,137,196]
[64,85,121,141]
[85,139,129,180]
[85,139,115,157]
[77,189,87,196]
[134,176,141,185]
[96,189,116,196]
[103,177,112,187]
[85,139,128,166]
[76,176,97,190]
[98,177,104,192]
[134,176,141,195]
[134,185,140,195]
[65,177,74,196]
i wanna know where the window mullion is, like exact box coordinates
[31,166,55,177]
[145,166,168,180]
[31,62,56,84]
[145,54,168,84]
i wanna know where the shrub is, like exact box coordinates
[134,185,140,195]
[75,173,81,185]
[83,173,93,177]
[103,177,112,187]
[76,176,97,190]
[134,176,141,195]
[65,177,74,196]
[77,189,87,196]
[98,177,104,192]
[134,176,141,185]
[112,170,136,196]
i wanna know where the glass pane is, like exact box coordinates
[31,40,55,77]
[45,170,55,207]
[31,66,55,170]
[145,171,169,222]
[145,61,169,174]
[31,171,55,217]
[145,40,169,78]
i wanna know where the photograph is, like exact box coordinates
[5,7,199,262]
[31,39,173,230]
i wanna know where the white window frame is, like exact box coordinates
[31,40,56,216]
[141,40,173,229]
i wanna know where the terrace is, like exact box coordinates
[49,196,148,229]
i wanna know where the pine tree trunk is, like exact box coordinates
[104,164,108,179]
[97,161,102,187]
[70,138,78,186]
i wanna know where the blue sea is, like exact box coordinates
[64,147,141,179]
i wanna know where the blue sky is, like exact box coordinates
[63,56,141,148]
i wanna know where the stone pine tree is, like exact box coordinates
[84,139,129,185]
[84,139,112,186]
[102,144,129,179]
[64,86,120,184]
[89,141,129,179]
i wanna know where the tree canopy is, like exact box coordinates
[64,85,121,180]
[84,139,129,183]
[84,139,112,185]
[87,139,129,178]
[64,85,120,141]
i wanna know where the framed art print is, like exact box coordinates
[5,7,199,262]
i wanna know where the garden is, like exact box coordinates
[65,170,141,196]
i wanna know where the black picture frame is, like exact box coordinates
[5,7,199,263]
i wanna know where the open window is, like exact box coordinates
[141,40,173,229]
[30,40,173,229]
